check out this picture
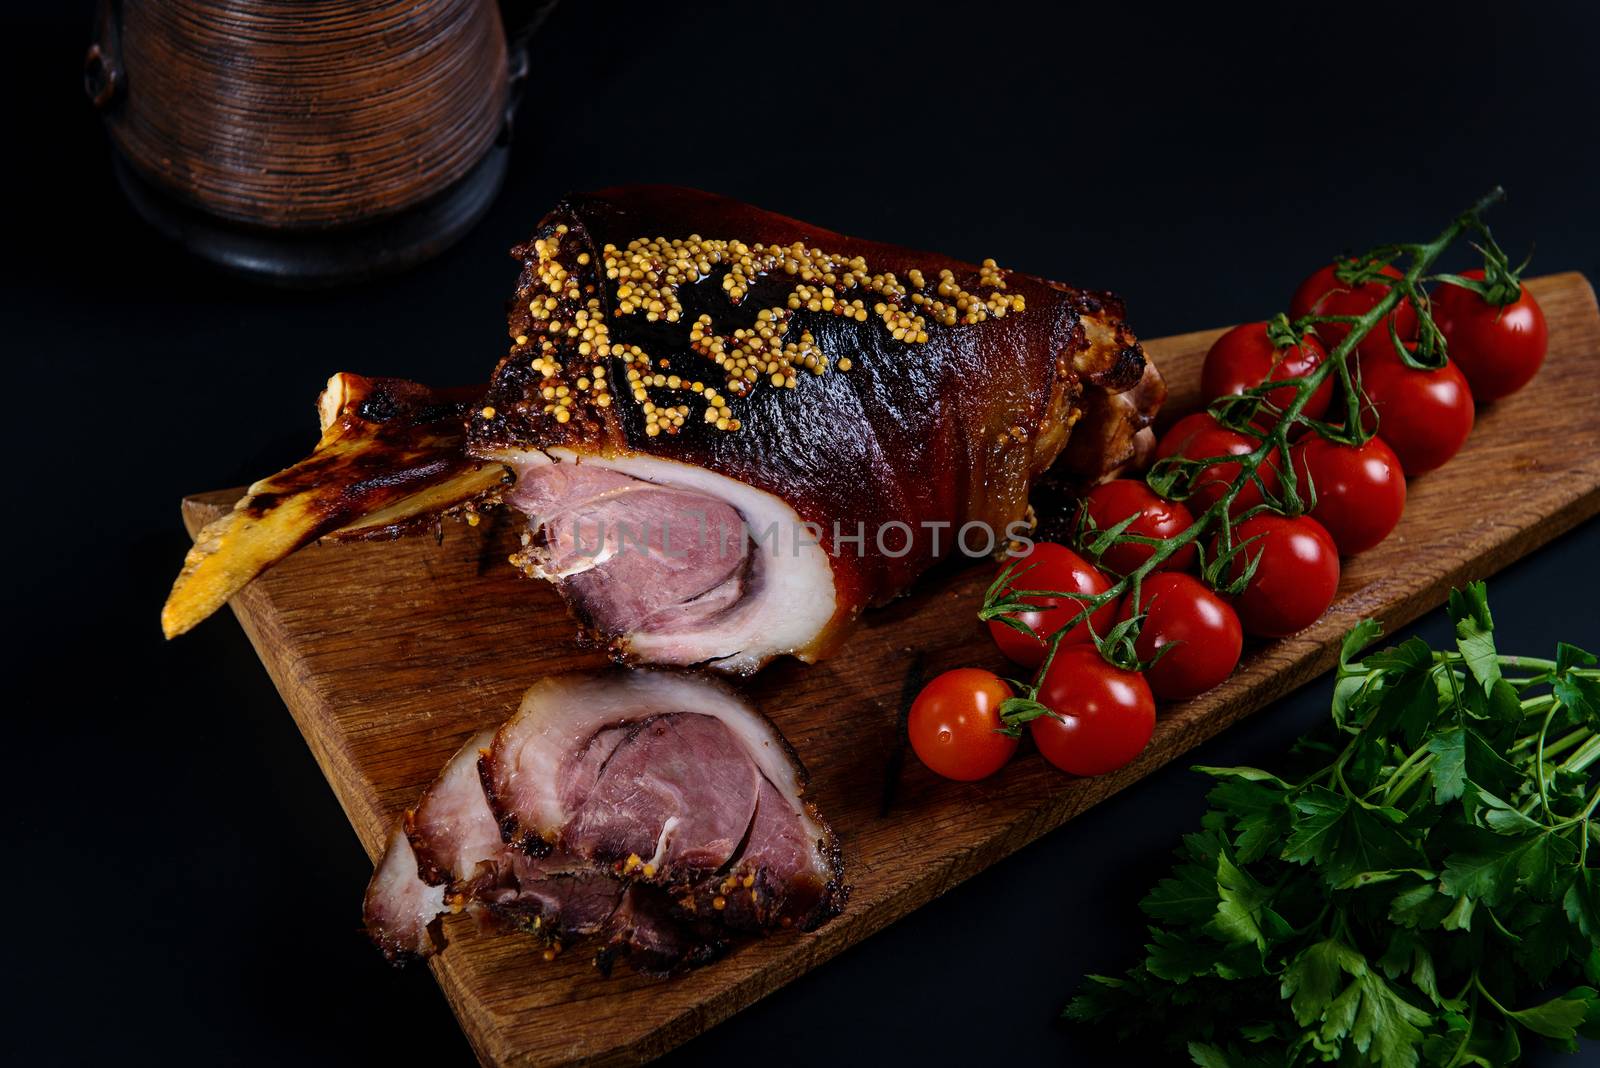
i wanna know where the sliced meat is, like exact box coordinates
[488,854,628,939]
[363,827,447,963]
[596,885,727,978]
[676,775,842,932]
[507,460,779,666]
[561,713,760,881]
[365,671,840,975]
[407,729,505,892]
[366,730,688,964]
[480,670,845,932]
[504,452,831,672]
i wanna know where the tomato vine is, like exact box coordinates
[982,187,1517,728]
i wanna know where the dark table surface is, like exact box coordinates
[9,2,1599,1065]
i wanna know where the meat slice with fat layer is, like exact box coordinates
[364,671,844,974]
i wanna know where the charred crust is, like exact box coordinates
[802,813,851,931]
[476,748,551,855]
[402,809,453,889]
[369,916,445,966]
[1084,343,1149,393]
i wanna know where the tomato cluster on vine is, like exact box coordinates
[907,192,1551,784]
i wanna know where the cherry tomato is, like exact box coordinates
[1153,412,1283,515]
[1079,479,1196,575]
[1290,435,1406,555]
[986,543,1120,669]
[1154,411,1222,461]
[1119,573,1243,701]
[1032,645,1156,776]
[1432,268,1548,402]
[1357,341,1475,476]
[907,668,1019,781]
[1222,514,1341,638]
[1290,261,1419,361]
[1201,321,1333,421]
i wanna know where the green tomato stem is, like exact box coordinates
[999,190,1506,699]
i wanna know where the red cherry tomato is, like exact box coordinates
[1290,435,1406,555]
[1357,342,1475,476]
[1079,479,1196,575]
[1201,321,1333,421]
[986,543,1120,669]
[1290,261,1419,361]
[1222,514,1341,638]
[1119,573,1243,701]
[907,668,1019,781]
[1153,412,1283,515]
[1432,268,1548,401]
[1154,411,1222,461]
[1032,645,1156,776]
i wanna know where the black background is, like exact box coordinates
[7,2,1599,1065]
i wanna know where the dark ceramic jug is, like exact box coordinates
[86,0,557,285]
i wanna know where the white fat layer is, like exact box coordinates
[365,825,448,954]
[647,815,680,869]
[412,729,501,884]
[490,671,815,842]
[494,447,837,672]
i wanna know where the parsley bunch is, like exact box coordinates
[1067,582,1600,1066]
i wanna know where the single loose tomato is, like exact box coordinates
[1200,321,1333,421]
[1432,268,1548,402]
[1119,573,1243,701]
[1153,412,1282,515]
[1032,645,1156,776]
[907,668,1019,781]
[1079,479,1197,575]
[1290,261,1418,361]
[1222,514,1340,638]
[1357,342,1475,476]
[986,543,1120,669]
[1290,435,1406,555]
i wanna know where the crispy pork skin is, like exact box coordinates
[162,188,1164,671]
[364,672,842,975]
[470,186,1164,671]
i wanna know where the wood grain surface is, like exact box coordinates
[180,272,1600,1067]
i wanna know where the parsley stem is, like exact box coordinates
[1378,746,1435,805]
[1472,973,1514,1019]
[1496,655,1560,672]
[1561,734,1600,775]
[1511,724,1590,759]
[1536,702,1558,821]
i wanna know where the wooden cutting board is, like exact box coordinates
[181,272,1600,1067]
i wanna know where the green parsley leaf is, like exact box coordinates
[1503,986,1597,1041]
[1069,584,1600,1065]
[1449,581,1501,690]
[1428,728,1467,804]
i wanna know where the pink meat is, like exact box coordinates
[561,714,761,880]
[508,464,750,637]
